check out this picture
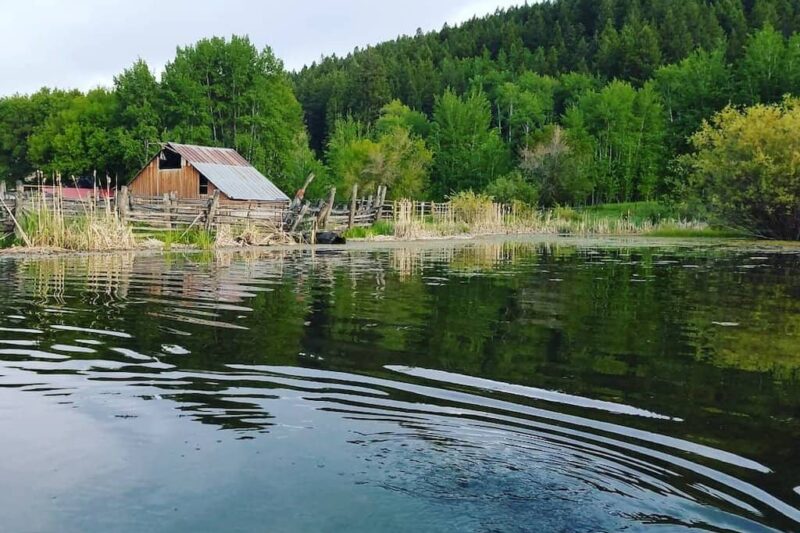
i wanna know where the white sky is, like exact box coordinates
[0,0,527,96]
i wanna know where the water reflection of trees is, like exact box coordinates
[1,243,799,461]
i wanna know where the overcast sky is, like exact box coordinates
[0,0,527,96]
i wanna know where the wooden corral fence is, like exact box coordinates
[120,184,389,235]
[0,180,522,243]
[0,181,119,237]
[290,184,389,233]
[0,182,19,233]
[120,190,289,233]
[0,182,390,238]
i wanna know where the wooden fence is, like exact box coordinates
[121,190,289,233]
[0,183,388,237]
[0,181,522,242]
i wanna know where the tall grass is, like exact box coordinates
[16,187,135,251]
[342,221,395,239]
[156,228,215,251]
[387,195,714,240]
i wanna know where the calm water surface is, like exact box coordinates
[1,238,799,532]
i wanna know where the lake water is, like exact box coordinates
[1,237,799,532]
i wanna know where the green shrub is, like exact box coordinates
[583,201,680,224]
[552,205,582,222]
[449,190,498,225]
[341,221,395,239]
[485,171,539,205]
[686,98,800,239]
[156,228,214,251]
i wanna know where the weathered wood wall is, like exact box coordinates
[128,157,218,200]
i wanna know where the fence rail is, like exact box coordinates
[0,183,389,238]
[2,181,525,242]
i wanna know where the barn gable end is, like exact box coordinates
[128,143,289,203]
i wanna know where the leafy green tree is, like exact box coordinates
[686,98,800,239]
[633,83,667,199]
[563,81,665,203]
[495,73,557,149]
[161,35,315,188]
[738,24,789,104]
[372,127,432,198]
[326,116,374,192]
[554,72,599,116]
[485,171,539,205]
[375,100,431,138]
[0,89,76,183]
[113,59,162,171]
[431,89,510,198]
[519,125,588,206]
[27,89,123,179]
[654,46,733,153]
[326,114,432,198]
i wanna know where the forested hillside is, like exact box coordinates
[294,0,800,203]
[2,0,800,206]
[295,0,800,148]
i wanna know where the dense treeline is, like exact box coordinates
[295,0,800,145]
[294,0,800,205]
[2,0,800,213]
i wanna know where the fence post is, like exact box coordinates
[318,186,336,229]
[206,190,220,231]
[14,180,24,219]
[348,184,358,229]
[375,186,385,222]
[290,201,310,233]
[0,181,5,200]
[162,193,172,229]
[118,186,130,223]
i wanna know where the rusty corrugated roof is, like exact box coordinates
[164,143,290,202]
[167,143,251,166]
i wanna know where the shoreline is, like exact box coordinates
[2,232,799,261]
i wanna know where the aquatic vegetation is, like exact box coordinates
[155,228,216,251]
[16,190,134,251]
[381,198,711,240]
[341,221,394,239]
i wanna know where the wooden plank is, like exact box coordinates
[290,201,310,232]
[205,190,220,231]
[318,187,336,229]
[348,184,358,229]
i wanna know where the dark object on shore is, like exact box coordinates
[309,231,346,245]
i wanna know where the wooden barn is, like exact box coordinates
[128,143,290,205]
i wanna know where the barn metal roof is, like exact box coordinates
[192,163,290,202]
[165,143,289,202]
[167,143,251,166]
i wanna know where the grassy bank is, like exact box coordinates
[348,196,740,241]
[1,191,740,254]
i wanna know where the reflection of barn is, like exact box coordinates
[128,142,290,205]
